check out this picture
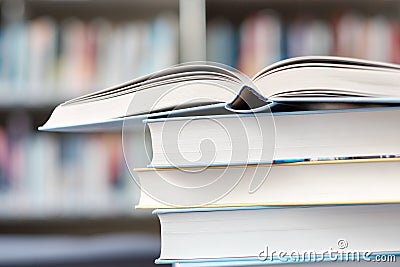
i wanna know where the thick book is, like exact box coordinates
[154,204,400,261]
[146,107,400,168]
[39,56,400,131]
[135,158,400,208]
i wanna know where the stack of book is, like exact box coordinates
[41,56,400,266]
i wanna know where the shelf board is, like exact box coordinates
[206,0,400,21]
[0,94,71,109]
[21,0,179,21]
[0,214,158,234]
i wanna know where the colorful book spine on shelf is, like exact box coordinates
[0,13,179,102]
[0,118,137,218]
[206,10,400,75]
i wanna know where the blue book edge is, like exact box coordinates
[155,251,400,265]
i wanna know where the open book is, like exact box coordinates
[40,56,400,131]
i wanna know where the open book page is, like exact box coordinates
[252,56,400,98]
[40,63,247,131]
[64,64,242,105]
[252,56,400,80]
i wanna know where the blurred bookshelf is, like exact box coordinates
[205,0,400,76]
[0,0,180,224]
[0,0,399,225]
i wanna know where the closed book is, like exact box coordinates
[154,204,400,261]
[135,158,400,208]
[146,107,400,168]
[160,254,399,266]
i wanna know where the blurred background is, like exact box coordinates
[0,0,399,266]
